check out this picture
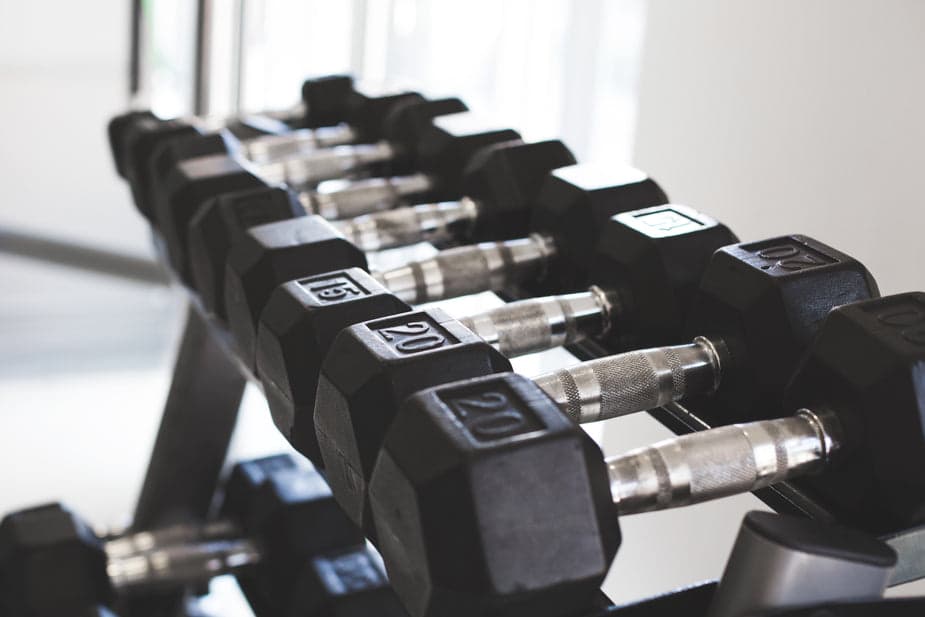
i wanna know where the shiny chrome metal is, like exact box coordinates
[373,234,556,304]
[257,141,395,187]
[458,285,612,357]
[105,520,241,559]
[107,538,260,590]
[606,411,843,514]
[306,173,436,221]
[334,197,479,250]
[533,338,722,423]
[240,124,358,164]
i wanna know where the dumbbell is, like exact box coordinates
[109,75,370,217]
[157,104,520,283]
[256,204,733,463]
[312,234,875,536]
[315,131,579,252]
[285,545,409,617]
[189,138,574,319]
[223,164,668,368]
[145,94,463,225]
[110,75,404,187]
[0,454,365,616]
[367,292,925,617]
[140,95,459,270]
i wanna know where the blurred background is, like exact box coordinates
[1,0,923,607]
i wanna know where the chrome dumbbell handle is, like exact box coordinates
[241,124,358,164]
[333,196,478,250]
[106,538,261,591]
[373,233,556,304]
[606,409,841,514]
[532,337,722,423]
[459,286,613,358]
[259,141,396,188]
[305,172,438,221]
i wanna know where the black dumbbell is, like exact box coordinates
[369,164,672,303]
[110,75,372,185]
[370,293,925,616]
[599,293,925,530]
[189,138,573,320]
[145,94,458,227]
[256,204,733,462]
[308,119,577,249]
[109,75,363,217]
[157,104,519,283]
[141,96,452,272]
[223,164,667,369]
[0,454,361,616]
[286,545,409,617]
[367,292,925,616]
[529,234,879,426]
[312,234,874,535]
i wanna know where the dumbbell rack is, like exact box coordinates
[135,228,925,615]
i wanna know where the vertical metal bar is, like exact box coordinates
[130,0,143,99]
[132,306,246,531]
[194,0,214,115]
[231,0,247,113]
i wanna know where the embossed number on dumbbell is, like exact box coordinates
[750,241,836,273]
[376,320,450,353]
[300,274,367,304]
[867,297,925,346]
[634,207,703,234]
[444,389,541,442]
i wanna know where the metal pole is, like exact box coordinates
[231,0,247,114]
[194,0,214,115]
[130,0,143,99]
[132,306,246,530]
[0,226,167,286]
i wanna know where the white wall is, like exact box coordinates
[624,0,925,601]
[633,0,925,294]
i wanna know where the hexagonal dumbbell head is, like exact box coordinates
[121,117,206,220]
[224,216,368,369]
[380,97,469,181]
[300,75,357,128]
[369,372,620,617]
[589,204,738,351]
[527,164,669,294]
[144,131,237,225]
[288,546,410,617]
[685,234,879,425]
[413,112,522,199]
[157,154,267,281]
[220,455,364,612]
[107,110,157,178]
[460,139,577,241]
[188,185,305,319]
[0,503,112,616]
[785,292,925,533]
[256,268,411,464]
[343,90,425,143]
[314,307,512,535]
